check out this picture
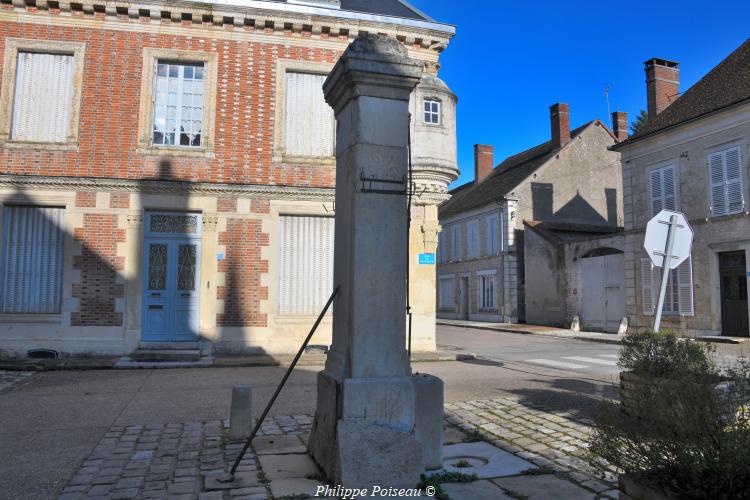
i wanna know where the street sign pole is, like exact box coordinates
[653,214,678,332]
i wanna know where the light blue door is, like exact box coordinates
[141,213,201,342]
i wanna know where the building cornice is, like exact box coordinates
[0,175,335,200]
[0,0,453,56]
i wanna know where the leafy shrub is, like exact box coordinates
[590,331,750,498]
[618,330,716,378]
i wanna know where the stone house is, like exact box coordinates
[436,103,623,326]
[613,38,750,337]
[0,0,457,359]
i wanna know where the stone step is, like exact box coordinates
[138,341,200,350]
[131,349,201,362]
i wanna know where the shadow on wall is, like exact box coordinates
[531,182,618,226]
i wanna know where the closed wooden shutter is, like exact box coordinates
[279,215,334,315]
[451,225,460,261]
[649,165,676,216]
[2,206,65,313]
[676,258,694,316]
[12,52,74,142]
[467,221,478,258]
[710,147,744,217]
[285,72,334,157]
[439,277,454,309]
[641,258,655,316]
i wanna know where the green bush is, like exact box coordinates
[590,331,750,498]
[618,330,717,378]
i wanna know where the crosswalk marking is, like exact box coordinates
[527,359,588,369]
[600,354,619,359]
[564,356,618,366]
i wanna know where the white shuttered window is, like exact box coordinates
[439,277,454,309]
[285,72,334,157]
[649,165,676,216]
[709,147,745,217]
[2,206,65,313]
[12,52,74,142]
[486,215,500,256]
[478,273,496,310]
[279,216,334,315]
[451,225,461,261]
[467,221,479,259]
[641,257,694,316]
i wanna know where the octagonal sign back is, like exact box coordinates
[643,210,693,269]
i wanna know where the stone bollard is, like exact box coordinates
[414,374,444,470]
[229,385,253,440]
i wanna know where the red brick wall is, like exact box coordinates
[0,14,340,188]
[71,213,126,326]
[217,216,269,327]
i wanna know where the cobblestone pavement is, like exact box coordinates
[0,369,33,392]
[59,399,615,499]
[57,416,312,500]
[445,396,618,498]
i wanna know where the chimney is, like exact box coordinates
[550,103,570,148]
[645,58,679,119]
[474,144,494,183]
[611,111,628,142]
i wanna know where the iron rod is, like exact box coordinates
[227,286,340,476]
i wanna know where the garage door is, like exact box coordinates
[581,253,624,333]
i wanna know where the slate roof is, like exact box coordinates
[340,0,429,20]
[615,36,750,148]
[439,122,595,219]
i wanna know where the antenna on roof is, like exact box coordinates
[604,83,613,128]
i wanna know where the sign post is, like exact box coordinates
[643,210,694,332]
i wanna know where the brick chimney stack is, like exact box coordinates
[550,103,570,148]
[474,144,494,183]
[645,58,679,119]
[611,111,629,142]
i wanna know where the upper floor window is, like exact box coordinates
[153,61,205,148]
[423,98,441,125]
[0,39,85,148]
[451,224,461,261]
[649,164,676,217]
[136,48,217,156]
[709,147,745,217]
[485,215,500,256]
[285,72,334,157]
[437,231,446,264]
[467,221,479,259]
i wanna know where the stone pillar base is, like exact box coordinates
[308,371,424,489]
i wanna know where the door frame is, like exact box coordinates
[718,250,749,337]
[141,211,203,342]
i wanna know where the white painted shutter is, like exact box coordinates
[279,216,334,315]
[725,147,744,214]
[12,52,74,142]
[439,278,454,309]
[452,225,460,261]
[467,221,478,258]
[2,206,65,313]
[641,258,655,316]
[649,165,676,216]
[285,72,334,157]
[676,258,694,316]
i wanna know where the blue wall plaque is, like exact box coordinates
[418,253,435,265]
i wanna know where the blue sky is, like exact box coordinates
[408,0,750,188]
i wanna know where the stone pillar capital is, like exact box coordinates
[323,34,423,114]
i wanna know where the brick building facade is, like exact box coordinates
[0,0,456,357]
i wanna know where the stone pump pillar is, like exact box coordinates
[308,34,426,489]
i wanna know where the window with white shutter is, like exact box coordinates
[1,206,65,314]
[477,271,496,310]
[12,52,74,142]
[641,257,694,316]
[451,225,461,261]
[437,231,445,264]
[279,216,334,315]
[485,215,500,256]
[709,147,745,217]
[439,276,454,309]
[649,165,676,217]
[285,72,334,157]
[467,221,479,259]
